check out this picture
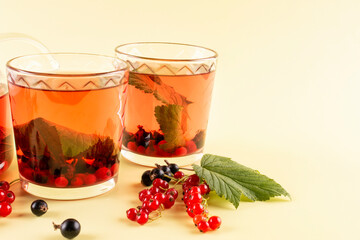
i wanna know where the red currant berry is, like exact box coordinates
[55,176,69,188]
[183,193,190,205]
[0,202,12,217]
[139,189,151,202]
[126,208,138,221]
[197,220,210,233]
[174,147,187,156]
[84,174,97,185]
[191,203,205,215]
[182,182,192,192]
[189,186,201,194]
[95,167,112,181]
[154,193,166,204]
[142,195,153,202]
[186,207,196,218]
[188,192,203,204]
[127,142,137,152]
[148,199,160,211]
[163,194,175,209]
[110,163,119,175]
[174,171,185,179]
[208,216,222,230]
[149,186,160,195]
[137,145,146,154]
[70,176,84,187]
[0,181,10,191]
[193,214,207,226]
[185,141,197,153]
[0,189,6,201]
[186,174,200,186]
[139,207,150,215]
[152,178,163,188]
[199,183,210,195]
[141,201,152,212]
[160,180,169,190]
[136,211,149,225]
[5,191,15,203]
[165,188,178,199]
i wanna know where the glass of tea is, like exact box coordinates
[0,77,14,174]
[115,42,217,166]
[6,53,128,199]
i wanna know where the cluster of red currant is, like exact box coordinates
[126,178,179,225]
[180,174,222,232]
[0,180,15,217]
[126,161,222,233]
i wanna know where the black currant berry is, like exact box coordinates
[159,165,173,182]
[167,163,179,174]
[53,218,81,239]
[150,168,164,181]
[141,170,153,186]
[159,165,171,174]
[164,160,179,174]
[31,200,48,216]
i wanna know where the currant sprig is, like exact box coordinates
[127,161,222,232]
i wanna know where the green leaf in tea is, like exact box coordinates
[154,104,186,150]
[128,73,192,133]
[193,154,291,208]
[54,124,99,158]
[13,118,65,166]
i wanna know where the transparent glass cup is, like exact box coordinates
[115,42,217,166]
[7,53,128,199]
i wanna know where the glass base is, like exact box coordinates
[20,175,117,200]
[121,149,203,167]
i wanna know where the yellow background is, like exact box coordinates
[0,0,359,239]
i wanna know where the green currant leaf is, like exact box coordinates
[193,154,291,208]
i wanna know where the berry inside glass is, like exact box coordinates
[6,53,128,199]
[116,42,217,166]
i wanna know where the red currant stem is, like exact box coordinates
[148,210,162,222]
[174,175,188,186]
[202,197,209,208]
[9,178,20,186]
[163,174,177,181]
[52,222,61,231]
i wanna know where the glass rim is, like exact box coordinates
[115,42,218,62]
[6,52,129,77]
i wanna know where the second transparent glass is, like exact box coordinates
[116,42,217,166]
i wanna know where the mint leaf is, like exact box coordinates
[154,104,186,150]
[193,154,290,208]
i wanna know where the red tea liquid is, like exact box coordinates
[0,89,14,174]
[8,82,125,187]
[122,72,215,158]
